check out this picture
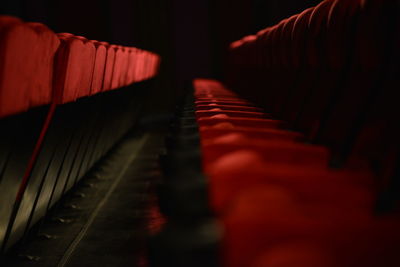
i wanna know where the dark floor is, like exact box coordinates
[3,124,167,267]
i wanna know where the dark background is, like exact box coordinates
[0,0,322,109]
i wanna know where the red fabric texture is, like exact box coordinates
[192,76,399,267]
[0,17,59,117]
[53,34,96,103]
[91,41,107,95]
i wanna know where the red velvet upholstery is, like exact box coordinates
[110,45,123,90]
[196,110,267,119]
[279,8,313,123]
[53,34,95,103]
[192,65,399,265]
[295,0,362,137]
[148,53,160,79]
[199,125,302,141]
[126,47,137,85]
[222,185,374,267]
[118,46,129,87]
[91,41,107,95]
[207,150,372,212]
[197,116,282,128]
[201,135,330,173]
[0,17,59,117]
[102,43,116,91]
[196,104,262,112]
[0,15,160,113]
[134,49,145,82]
[26,23,60,108]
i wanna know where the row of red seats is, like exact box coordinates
[0,15,161,253]
[194,1,400,266]
[0,15,160,117]
[193,78,400,267]
[148,0,398,266]
[227,0,397,159]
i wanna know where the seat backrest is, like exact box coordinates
[0,17,59,117]
[53,34,95,103]
[316,0,396,166]
[294,0,361,137]
[102,43,116,91]
[91,41,107,95]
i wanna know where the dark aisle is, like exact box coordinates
[3,123,168,267]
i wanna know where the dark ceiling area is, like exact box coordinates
[0,0,322,91]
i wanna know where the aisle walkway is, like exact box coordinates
[3,123,167,267]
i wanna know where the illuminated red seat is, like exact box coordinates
[118,46,129,87]
[101,43,115,91]
[222,185,373,267]
[143,52,152,80]
[142,51,152,80]
[195,100,253,106]
[196,110,266,119]
[148,52,160,79]
[195,92,239,99]
[125,47,137,85]
[0,16,59,117]
[195,102,257,109]
[194,78,232,93]
[90,41,107,95]
[134,49,145,82]
[194,78,250,101]
[208,150,372,212]
[110,45,123,89]
[199,124,302,141]
[201,134,330,173]
[197,116,282,128]
[196,104,262,112]
[54,34,95,103]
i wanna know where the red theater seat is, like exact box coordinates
[315,0,394,158]
[278,8,313,124]
[90,41,107,95]
[0,16,59,117]
[269,15,298,114]
[201,134,330,172]
[118,46,129,87]
[195,104,262,112]
[222,185,373,267]
[199,125,303,141]
[283,0,334,127]
[54,34,95,103]
[111,45,123,89]
[142,51,151,80]
[134,49,145,82]
[102,43,116,91]
[0,14,162,255]
[207,150,372,213]
[197,116,283,128]
[196,110,267,119]
[148,53,160,79]
[195,100,253,106]
[26,22,60,108]
[126,47,137,85]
